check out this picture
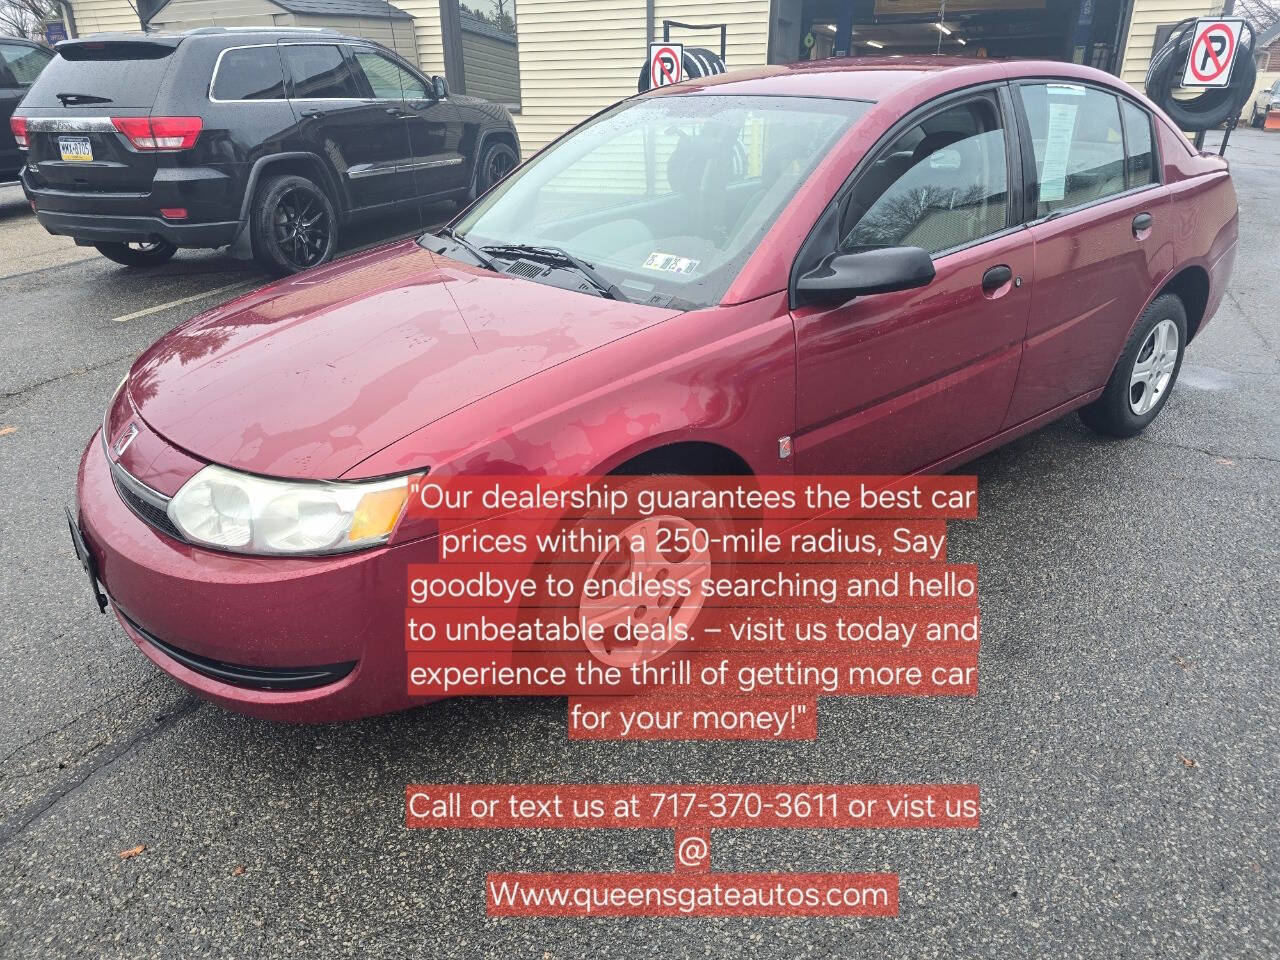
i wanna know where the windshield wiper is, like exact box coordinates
[56,92,112,106]
[431,227,499,271]
[481,243,628,302]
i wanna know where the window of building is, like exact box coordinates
[353,50,429,100]
[840,97,1010,255]
[1018,82,1126,217]
[1120,99,1157,188]
[440,0,521,109]
[211,46,286,101]
[282,44,362,100]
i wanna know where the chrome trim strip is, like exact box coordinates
[398,156,464,171]
[26,116,117,133]
[347,161,400,180]
[100,429,171,511]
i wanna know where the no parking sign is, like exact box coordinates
[1181,18,1245,87]
[649,43,683,88]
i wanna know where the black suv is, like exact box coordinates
[1,37,53,182]
[12,28,520,273]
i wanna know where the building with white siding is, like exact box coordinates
[54,0,1237,154]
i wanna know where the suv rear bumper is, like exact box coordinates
[33,207,240,247]
[21,163,245,249]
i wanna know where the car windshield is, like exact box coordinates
[446,94,870,309]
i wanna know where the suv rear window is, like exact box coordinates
[21,44,175,109]
[212,46,286,101]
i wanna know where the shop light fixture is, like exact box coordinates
[934,22,952,35]
[865,39,884,48]
[956,37,967,45]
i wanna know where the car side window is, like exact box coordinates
[1120,99,1157,187]
[282,44,362,100]
[839,96,1010,255]
[352,51,429,100]
[1018,82,1126,217]
[0,43,52,88]
[212,47,286,101]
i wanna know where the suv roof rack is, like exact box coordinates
[183,26,340,35]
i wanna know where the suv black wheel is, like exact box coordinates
[94,240,178,267]
[476,140,518,195]
[1079,293,1187,438]
[251,174,337,275]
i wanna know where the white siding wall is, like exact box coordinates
[148,0,283,29]
[384,0,446,77]
[294,13,420,60]
[513,0,770,156]
[66,0,144,34]
[1119,0,1222,89]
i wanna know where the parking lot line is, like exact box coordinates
[109,281,255,324]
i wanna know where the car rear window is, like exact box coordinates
[212,46,286,101]
[21,44,175,109]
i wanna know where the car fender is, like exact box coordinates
[344,293,796,483]
[227,151,348,259]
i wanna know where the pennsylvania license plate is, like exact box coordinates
[58,136,93,162]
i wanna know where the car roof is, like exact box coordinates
[56,27,365,48]
[652,56,1135,103]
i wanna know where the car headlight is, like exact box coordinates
[167,464,411,556]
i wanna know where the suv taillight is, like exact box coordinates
[111,116,202,151]
[9,116,27,149]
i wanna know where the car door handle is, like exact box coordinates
[299,108,327,119]
[981,264,1013,294]
[1132,212,1153,237]
[384,106,406,116]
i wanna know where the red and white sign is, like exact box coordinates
[649,42,683,88]
[1182,18,1245,88]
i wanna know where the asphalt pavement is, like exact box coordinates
[0,132,1276,959]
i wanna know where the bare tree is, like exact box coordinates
[1238,0,1280,30]
[0,0,60,40]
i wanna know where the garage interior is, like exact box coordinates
[770,0,1136,75]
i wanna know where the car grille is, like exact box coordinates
[105,446,186,542]
[120,612,357,692]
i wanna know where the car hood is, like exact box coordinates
[127,240,680,480]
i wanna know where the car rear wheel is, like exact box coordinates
[476,141,518,196]
[1251,106,1264,128]
[1080,293,1187,438]
[94,240,177,267]
[251,174,337,276]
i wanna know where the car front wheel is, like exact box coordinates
[94,240,177,267]
[1080,293,1187,438]
[475,140,518,196]
[1251,105,1264,127]
[251,174,337,276]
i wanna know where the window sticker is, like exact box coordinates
[1046,83,1086,96]
[643,252,701,275]
[1039,102,1079,203]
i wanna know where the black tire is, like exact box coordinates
[1251,106,1265,128]
[94,240,177,267]
[251,173,337,276]
[1080,293,1188,438]
[474,140,518,196]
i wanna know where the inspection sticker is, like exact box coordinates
[643,252,700,275]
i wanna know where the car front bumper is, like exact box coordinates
[76,430,437,723]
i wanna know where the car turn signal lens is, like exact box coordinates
[111,116,203,151]
[9,116,27,148]
[348,488,410,543]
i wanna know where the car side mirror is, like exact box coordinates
[431,75,449,99]
[795,247,935,307]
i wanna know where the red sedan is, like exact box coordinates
[72,58,1237,722]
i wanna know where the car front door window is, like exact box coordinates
[839,97,1010,256]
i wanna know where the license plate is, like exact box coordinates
[66,507,108,613]
[58,136,93,162]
